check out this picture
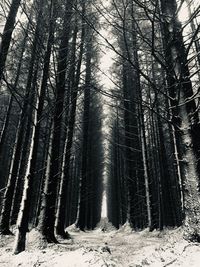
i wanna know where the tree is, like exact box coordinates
[13,0,57,253]
[0,0,45,234]
[159,0,200,241]
[37,0,74,243]
[56,1,86,237]
[0,0,21,82]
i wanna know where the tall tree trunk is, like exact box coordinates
[138,104,153,230]
[38,0,73,242]
[56,7,85,236]
[0,96,14,154]
[76,31,92,230]
[0,0,21,82]
[13,99,38,254]
[13,1,56,252]
[0,20,30,194]
[11,60,40,226]
[33,117,52,227]
[0,0,45,235]
[160,0,200,241]
[132,7,153,229]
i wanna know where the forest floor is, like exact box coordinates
[0,222,200,266]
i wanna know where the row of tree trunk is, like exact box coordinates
[107,0,200,240]
[0,0,103,254]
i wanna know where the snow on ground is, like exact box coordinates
[0,223,200,266]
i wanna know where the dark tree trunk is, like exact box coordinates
[11,65,39,225]
[0,0,45,235]
[76,31,92,230]
[56,6,85,236]
[0,20,30,196]
[38,0,73,242]
[0,0,21,82]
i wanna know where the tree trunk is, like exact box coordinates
[76,30,92,230]
[0,0,45,235]
[13,21,56,249]
[185,0,200,70]
[0,0,21,82]
[11,65,39,225]
[13,104,37,254]
[38,0,73,242]
[56,7,85,236]
[160,0,200,241]
[0,19,30,198]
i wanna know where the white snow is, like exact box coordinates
[0,224,200,266]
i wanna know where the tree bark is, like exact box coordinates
[38,0,73,242]
[56,6,85,236]
[0,0,21,82]
[0,0,45,235]
[76,30,92,230]
[13,0,56,253]
[160,0,200,241]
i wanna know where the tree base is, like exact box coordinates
[13,230,26,255]
[36,226,59,244]
[46,235,59,243]
[56,230,71,240]
[149,226,154,232]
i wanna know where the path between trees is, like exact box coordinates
[0,226,200,266]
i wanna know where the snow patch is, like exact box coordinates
[96,217,116,232]
[1,226,200,266]
[66,224,81,233]
[117,221,133,234]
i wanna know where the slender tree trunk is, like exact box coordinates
[186,0,200,70]
[132,12,153,229]
[28,0,56,240]
[38,0,73,242]
[0,20,30,193]
[116,109,123,226]
[13,101,38,254]
[76,31,92,230]
[33,117,52,227]
[0,96,14,154]
[139,105,153,230]
[11,65,39,225]
[0,0,21,82]
[56,5,85,237]
[14,51,54,251]
[0,0,45,235]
